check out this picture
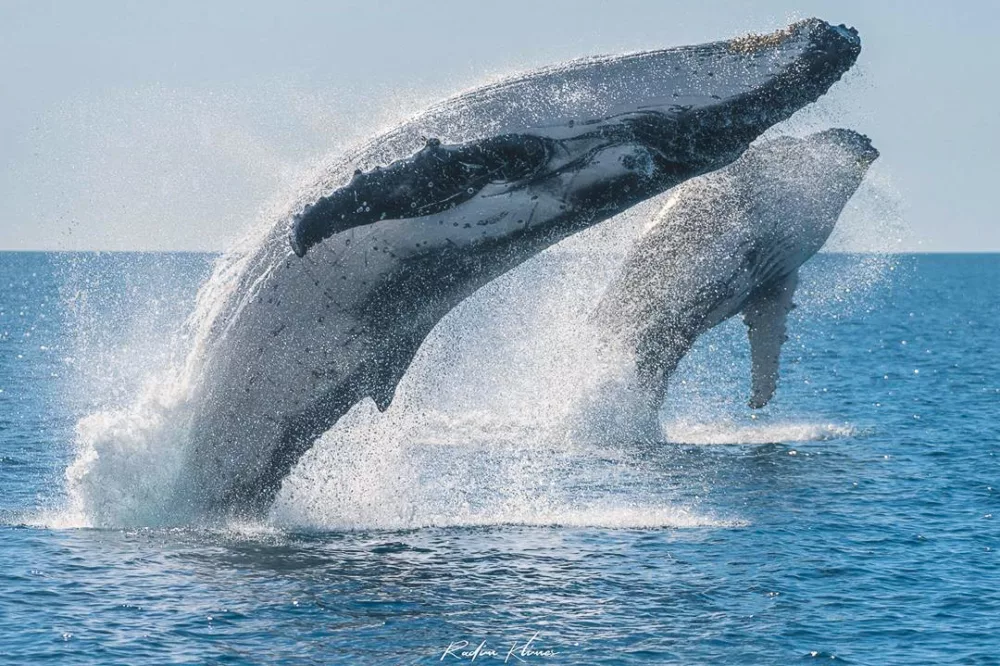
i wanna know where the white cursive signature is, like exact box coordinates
[440,632,558,663]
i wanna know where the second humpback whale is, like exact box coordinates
[591,129,878,419]
[164,20,861,516]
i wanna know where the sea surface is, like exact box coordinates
[0,251,998,664]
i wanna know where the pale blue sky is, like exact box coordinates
[1,1,996,251]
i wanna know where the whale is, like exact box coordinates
[167,19,862,517]
[591,128,878,421]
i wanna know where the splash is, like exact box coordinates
[271,404,735,531]
[267,208,735,532]
[49,41,897,530]
[49,78,450,528]
[50,182,899,530]
[663,419,857,445]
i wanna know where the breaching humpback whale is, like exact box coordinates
[591,129,878,418]
[176,20,862,516]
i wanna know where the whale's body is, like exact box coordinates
[172,20,861,516]
[592,129,878,417]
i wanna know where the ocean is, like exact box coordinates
[0,250,997,664]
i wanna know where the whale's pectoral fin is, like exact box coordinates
[742,270,799,409]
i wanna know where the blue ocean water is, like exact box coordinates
[0,251,998,664]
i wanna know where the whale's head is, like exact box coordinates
[654,19,864,175]
[794,128,879,208]
[737,128,878,265]
[807,127,880,175]
[289,19,861,258]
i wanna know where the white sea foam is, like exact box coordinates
[269,403,736,532]
[663,419,857,445]
[50,208,889,531]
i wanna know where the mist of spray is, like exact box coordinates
[43,69,905,531]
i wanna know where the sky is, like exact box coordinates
[1,0,997,252]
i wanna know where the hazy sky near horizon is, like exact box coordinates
[1,0,997,252]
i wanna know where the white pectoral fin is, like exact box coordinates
[742,270,798,409]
